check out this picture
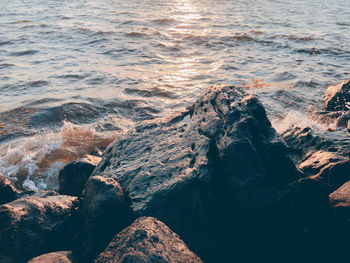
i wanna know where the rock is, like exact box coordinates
[316,159,350,190]
[330,180,350,220]
[0,191,78,263]
[92,86,300,261]
[59,154,101,196]
[336,110,350,129]
[27,251,72,263]
[95,217,203,263]
[0,173,19,205]
[73,176,133,262]
[323,79,350,111]
[298,150,346,175]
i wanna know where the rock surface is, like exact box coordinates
[73,176,133,262]
[92,85,300,261]
[330,180,350,220]
[59,155,101,196]
[0,191,78,263]
[323,79,350,111]
[27,251,72,263]
[95,217,203,263]
[0,173,19,205]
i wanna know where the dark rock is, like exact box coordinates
[0,173,19,205]
[316,159,350,190]
[27,251,72,263]
[0,191,78,263]
[92,86,300,261]
[336,110,350,129]
[323,79,350,111]
[73,176,133,262]
[59,155,101,196]
[95,217,203,263]
[329,180,350,220]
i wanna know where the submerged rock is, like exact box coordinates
[95,217,203,263]
[92,85,300,261]
[0,173,19,205]
[73,176,133,262]
[59,154,101,196]
[27,251,72,263]
[323,79,350,111]
[0,191,78,263]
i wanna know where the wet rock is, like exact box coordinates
[298,150,345,175]
[336,110,350,130]
[59,155,101,196]
[27,251,72,263]
[323,79,350,111]
[0,191,78,263]
[93,86,300,261]
[316,159,350,190]
[0,173,19,204]
[95,217,203,263]
[329,180,350,220]
[73,176,133,262]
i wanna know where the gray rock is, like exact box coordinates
[59,155,101,196]
[323,79,350,111]
[74,176,133,262]
[27,251,72,263]
[92,86,300,261]
[0,191,78,263]
[0,173,19,205]
[95,217,203,263]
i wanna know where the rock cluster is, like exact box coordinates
[0,83,350,263]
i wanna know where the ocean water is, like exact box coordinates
[0,0,349,191]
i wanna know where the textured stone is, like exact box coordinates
[0,173,19,205]
[27,251,72,263]
[95,217,203,263]
[323,79,350,111]
[0,191,78,263]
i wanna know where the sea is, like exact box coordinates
[0,0,349,191]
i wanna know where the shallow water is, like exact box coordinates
[0,0,349,190]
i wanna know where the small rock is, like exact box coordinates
[329,180,350,219]
[59,154,101,196]
[95,217,203,263]
[0,191,78,263]
[27,251,72,263]
[317,160,350,190]
[323,79,350,111]
[73,176,133,262]
[0,173,19,205]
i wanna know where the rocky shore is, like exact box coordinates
[1,82,350,263]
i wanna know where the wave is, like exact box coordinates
[0,121,117,192]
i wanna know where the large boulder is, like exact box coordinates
[0,173,19,205]
[27,251,72,263]
[92,86,300,261]
[95,217,203,263]
[59,155,101,196]
[0,191,78,263]
[73,176,133,262]
[323,79,350,111]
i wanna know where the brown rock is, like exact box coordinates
[329,180,350,218]
[27,251,72,263]
[0,191,78,263]
[323,79,350,111]
[95,217,203,263]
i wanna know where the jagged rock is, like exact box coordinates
[92,86,300,261]
[0,191,78,263]
[298,150,345,175]
[27,251,72,263]
[329,180,350,220]
[59,155,101,196]
[323,79,350,111]
[95,217,203,263]
[336,110,350,130]
[73,176,133,262]
[316,160,350,190]
[0,173,19,205]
